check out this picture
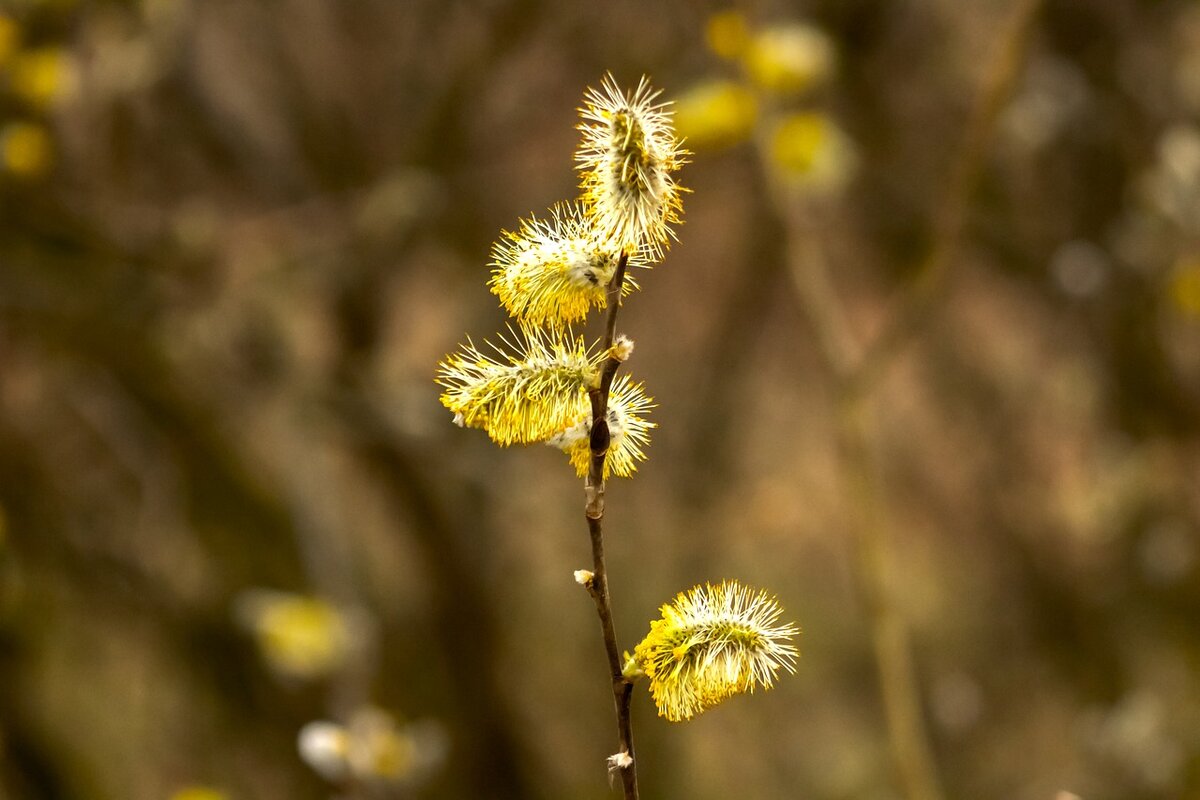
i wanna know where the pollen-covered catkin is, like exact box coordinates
[440,77,682,474]
[488,202,646,329]
[632,581,799,722]
[577,74,688,256]
[436,328,597,446]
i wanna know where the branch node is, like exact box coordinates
[590,416,611,455]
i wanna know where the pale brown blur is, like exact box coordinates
[0,2,1197,799]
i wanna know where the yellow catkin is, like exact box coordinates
[1170,260,1200,316]
[633,581,799,722]
[488,202,646,329]
[300,708,433,785]
[437,328,598,446]
[576,74,688,257]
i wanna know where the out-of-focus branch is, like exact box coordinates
[851,0,1044,397]
[779,204,859,380]
[759,2,1044,800]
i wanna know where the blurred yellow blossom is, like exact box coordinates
[1170,259,1200,316]
[0,15,19,69]
[10,46,78,107]
[705,11,750,60]
[767,111,856,193]
[673,80,758,150]
[168,788,228,800]
[743,23,835,95]
[1,121,52,178]
[299,707,447,787]
[298,721,352,782]
[235,590,355,680]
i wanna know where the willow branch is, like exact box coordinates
[581,251,638,799]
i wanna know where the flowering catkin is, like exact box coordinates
[632,581,799,722]
[488,202,646,329]
[577,74,688,256]
[439,77,683,475]
[436,328,596,446]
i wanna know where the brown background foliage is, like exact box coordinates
[1,0,1198,798]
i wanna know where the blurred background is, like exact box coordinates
[1,0,1199,798]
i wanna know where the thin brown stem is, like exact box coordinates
[582,251,638,799]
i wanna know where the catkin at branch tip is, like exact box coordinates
[576,74,689,258]
[439,77,681,477]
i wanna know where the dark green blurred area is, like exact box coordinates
[1,1,1198,798]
